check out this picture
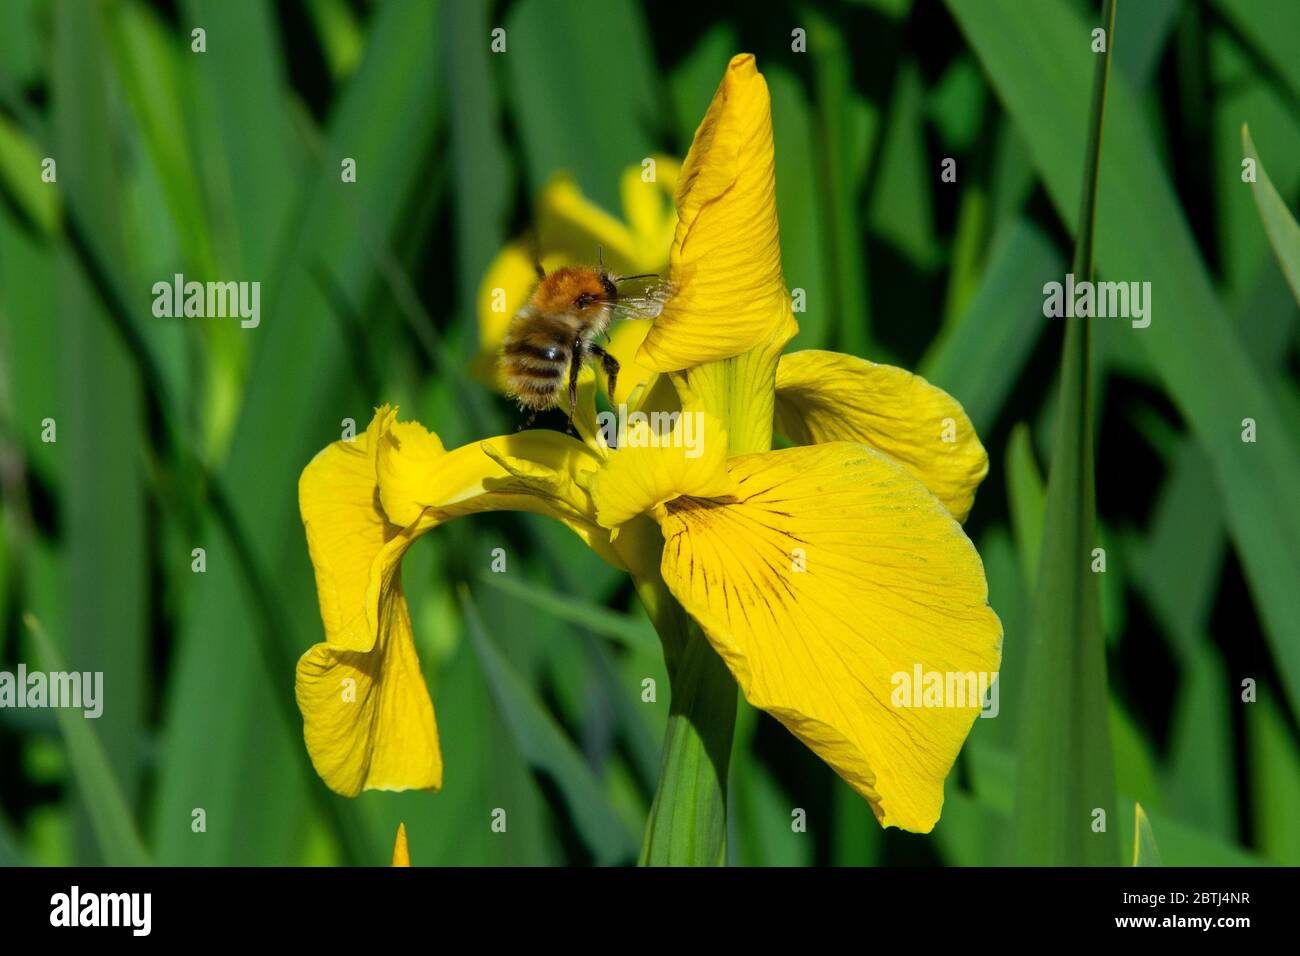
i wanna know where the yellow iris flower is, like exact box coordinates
[295,53,1000,834]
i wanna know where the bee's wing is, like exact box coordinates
[611,277,675,321]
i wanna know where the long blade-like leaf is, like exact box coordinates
[1242,124,1300,304]
[25,614,151,866]
[946,0,1300,721]
[1007,0,1119,866]
[460,587,638,866]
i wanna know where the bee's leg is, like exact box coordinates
[588,344,620,402]
[566,342,582,433]
[516,408,537,432]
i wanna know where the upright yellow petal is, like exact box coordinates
[657,442,1002,832]
[637,54,797,372]
[296,565,442,797]
[774,350,989,522]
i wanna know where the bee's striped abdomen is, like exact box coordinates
[501,309,573,410]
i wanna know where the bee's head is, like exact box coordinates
[535,266,616,315]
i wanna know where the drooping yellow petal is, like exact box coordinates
[297,408,623,798]
[590,411,735,528]
[299,405,402,653]
[391,822,410,866]
[638,54,797,372]
[774,350,989,522]
[297,407,442,796]
[656,442,1002,832]
[295,556,442,797]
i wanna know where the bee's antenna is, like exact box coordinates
[526,227,545,279]
[597,245,605,274]
[615,273,659,283]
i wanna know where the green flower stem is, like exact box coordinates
[634,344,786,866]
[638,603,737,866]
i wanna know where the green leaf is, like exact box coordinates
[0,113,58,235]
[1210,0,1300,105]
[1242,124,1300,305]
[634,576,735,867]
[1164,645,1237,839]
[806,11,876,355]
[1004,422,1046,591]
[504,0,655,211]
[1127,441,1224,662]
[24,614,151,867]
[1143,804,1264,867]
[868,62,937,269]
[729,703,817,866]
[961,742,1268,866]
[921,220,1063,433]
[767,65,833,352]
[1110,702,1163,814]
[51,0,149,864]
[1131,803,1161,866]
[1002,0,1118,865]
[477,572,657,654]
[306,0,364,81]
[948,0,1300,722]
[1247,693,1300,864]
[153,0,444,866]
[460,587,638,866]
[441,0,511,313]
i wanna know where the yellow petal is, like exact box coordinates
[774,350,989,522]
[638,54,797,372]
[619,155,679,264]
[658,442,1002,832]
[375,421,624,571]
[299,405,401,652]
[590,411,735,528]
[295,558,443,796]
[603,318,657,406]
[538,173,642,272]
[299,406,638,798]
[391,822,410,866]
[298,407,443,796]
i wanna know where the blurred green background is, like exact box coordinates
[0,0,1296,866]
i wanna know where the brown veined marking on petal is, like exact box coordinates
[667,486,885,714]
